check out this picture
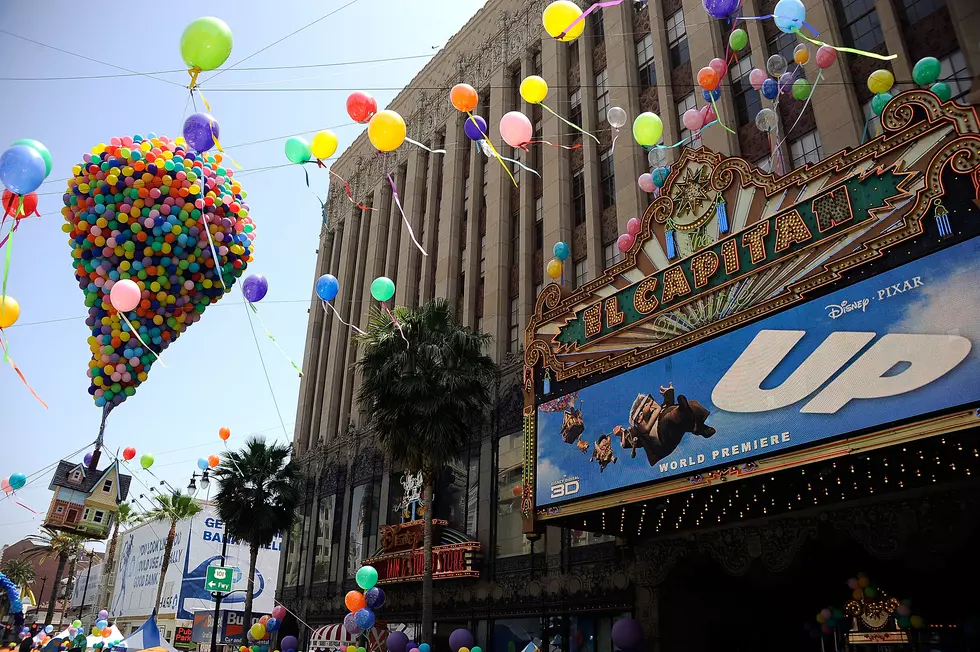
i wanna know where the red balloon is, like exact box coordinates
[347,92,378,124]
[123,447,137,461]
[2,190,39,219]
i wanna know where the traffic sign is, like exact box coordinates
[205,565,234,593]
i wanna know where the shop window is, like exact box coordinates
[666,11,689,68]
[575,259,589,287]
[939,51,972,101]
[599,151,616,210]
[493,618,541,652]
[789,130,823,168]
[833,0,884,52]
[496,432,529,557]
[311,495,334,582]
[572,169,586,226]
[603,242,624,268]
[595,68,610,124]
[676,92,697,143]
[730,54,762,126]
[636,34,657,89]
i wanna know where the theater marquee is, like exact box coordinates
[521,91,980,534]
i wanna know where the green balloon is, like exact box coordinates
[791,78,811,101]
[871,92,892,115]
[632,112,664,147]
[284,137,312,164]
[930,81,951,102]
[472,648,483,652]
[140,453,155,469]
[355,564,378,590]
[370,277,395,303]
[912,56,941,85]
[728,28,748,51]
[11,138,52,177]
[181,17,234,71]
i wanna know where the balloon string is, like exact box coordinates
[468,113,518,188]
[481,141,541,177]
[200,214,228,291]
[610,128,620,154]
[774,69,823,153]
[1,221,15,310]
[0,216,18,250]
[301,165,327,209]
[383,303,409,348]
[0,336,47,408]
[13,500,39,515]
[404,138,447,154]
[192,90,242,169]
[710,96,736,134]
[247,300,304,375]
[650,120,718,149]
[187,67,202,90]
[540,103,600,143]
[322,299,366,335]
[791,27,896,60]
[120,313,165,367]
[558,0,625,39]
[524,139,584,151]
[387,171,428,257]
[329,169,377,212]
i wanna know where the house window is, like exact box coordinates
[70,470,82,482]
[636,34,657,89]
[898,0,942,25]
[939,51,972,101]
[569,88,582,129]
[55,505,65,514]
[676,92,698,143]
[789,130,823,168]
[572,169,586,226]
[102,479,113,493]
[834,0,884,52]
[604,242,624,268]
[595,69,610,124]
[496,433,529,557]
[508,298,520,353]
[83,508,90,521]
[592,7,604,42]
[599,151,616,209]
[574,259,589,287]
[666,11,690,68]
[731,54,762,126]
[93,510,105,524]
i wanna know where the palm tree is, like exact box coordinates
[1,559,36,594]
[355,299,496,643]
[213,437,300,631]
[98,503,137,611]
[145,494,201,611]
[24,529,86,625]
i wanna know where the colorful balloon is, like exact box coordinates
[280,637,298,652]
[181,17,234,71]
[778,72,795,95]
[450,84,479,113]
[208,454,220,468]
[708,57,728,79]
[703,0,741,18]
[756,108,778,132]
[546,258,562,279]
[464,115,489,141]
[219,426,231,441]
[498,112,532,148]
[638,173,656,193]
[607,106,628,129]
[310,131,339,160]
[871,91,892,115]
[1,189,39,219]
[343,613,362,635]
[272,606,287,621]
[792,78,812,101]
[626,217,641,236]
[316,274,339,301]
[354,608,375,629]
[140,453,155,470]
[265,618,280,633]
[285,137,312,164]
[767,54,788,77]
[0,145,46,195]
[520,76,548,104]
[346,92,378,124]
[109,279,141,312]
[8,473,26,491]
[867,69,895,94]
[542,0,585,41]
[912,57,941,85]
[682,108,704,131]
[617,233,634,253]
[182,114,220,153]
[697,66,720,91]
[552,241,570,261]
[10,139,52,178]
[344,590,366,612]
[365,587,385,609]
[762,78,779,100]
[749,68,767,90]
[123,446,136,461]
[370,277,395,302]
[815,45,837,69]
[773,0,806,33]
[930,81,951,102]
[249,624,266,641]
[0,295,20,329]
[729,28,748,51]
[367,111,406,152]
[793,44,810,65]
[198,458,209,470]
[632,112,664,146]
[242,274,268,302]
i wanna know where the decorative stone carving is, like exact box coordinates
[696,528,752,576]
[756,519,818,573]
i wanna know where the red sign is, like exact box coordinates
[364,521,480,584]
[174,628,194,645]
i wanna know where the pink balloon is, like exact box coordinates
[499,111,533,148]
[815,45,837,69]
[1,478,12,495]
[627,217,642,236]
[637,173,655,193]
[709,57,728,79]
[749,68,767,90]
[109,279,141,312]
[682,108,705,131]
[617,233,635,253]
[700,103,716,125]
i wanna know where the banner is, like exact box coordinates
[537,237,980,506]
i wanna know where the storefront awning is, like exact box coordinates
[309,625,387,651]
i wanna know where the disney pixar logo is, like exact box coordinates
[826,298,870,319]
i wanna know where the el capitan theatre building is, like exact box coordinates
[522,91,980,651]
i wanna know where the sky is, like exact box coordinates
[0,0,486,547]
[537,236,980,506]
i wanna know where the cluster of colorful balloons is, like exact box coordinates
[284,130,339,165]
[547,242,569,281]
[813,605,847,634]
[247,611,281,644]
[750,45,838,134]
[62,135,256,409]
[447,629,481,652]
[0,138,52,201]
[867,68,896,118]
[912,56,949,101]
[66,620,85,641]
[617,217,643,254]
[197,455,220,470]
[343,565,385,636]
[1,472,27,495]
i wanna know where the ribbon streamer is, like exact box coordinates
[559,0,625,39]
[540,104,600,144]
[120,313,166,367]
[197,92,243,169]
[792,27,897,61]
[468,114,518,188]
[322,299,366,335]
[301,166,327,211]
[387,171,427,257]
[481,141,541,177]
[329,169,377,212]
[2,221,15,308]
[405,137,447,154]
[709,97,736,134]
[738,14,820,35]
[610,128,620,154]
[13,500,39,515]
[0,337,47,408]
[524,139,584,151]
[775,70,824,152]
[198,212,227,291]
[651,120,719,150]
[247,301,303,375]
[0,216,18,251]
[382,303,409,348]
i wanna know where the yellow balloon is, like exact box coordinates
[521,75,549,104]
[368,110,406,152]
[547,258,562,279]
[311,130,339,160]
[867,69,895,95]
[542,0,585,42]
[0,296,20,329]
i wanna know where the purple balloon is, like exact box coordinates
[242,274,269,302]
[449,629,474,651]
[464,115,488,141]
[84,453,93,467]
[182,113,220,153]
[386,632,408,652]
[611,618,645,651]
[280,636,298,652]
[702,0,741,18]
[365,587,385,609]
[343,613,362,635]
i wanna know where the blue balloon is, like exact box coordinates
[773,0,806,33]
[0,145,46,195]
[197,458,208,470]
[365,587,385,609]
[96,620,108,630]
[265,618,280,633]
[552,241,570,261]
[652,167,669,188]
[354,608,375,629]
[702,87,721,102]
[418,645,430,652]
[762,78,779,100]
[316,274,339,301]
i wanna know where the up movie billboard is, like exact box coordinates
[536,236,980,507]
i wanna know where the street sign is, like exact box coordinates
[204,565,234,593]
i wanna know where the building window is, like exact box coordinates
[102,479,113,493]
[862,98,882,137]
[569,88,582,130]
[666,11,690,68]
[789,130,823,168]
[465,453,480,537]
[535,282,543,297]
[898,0,942,25]
[534,220,543,252]
[346,483,380,577]
[479,235,486,276]
[768,32,798,66]
[599,151,616,209]
[532,50,542,76]
[939,50,972,101]
[572,169,586,226]
[511,211,520,255]
[476,315,484,333]
[574,259,589,287]
[604,242,624,268]
[676,92,698,143]
[93,510,105,524]
[592,7,604,42]
[636,34,657,89]
[509,298,519,353]
[731,54,762,126]
[834,0,884,52]
[311,495,335,582]
[595,68,610,124]
[496,432,530,558]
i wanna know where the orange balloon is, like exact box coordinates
[450,83,479,113]
[697,66,719,91]
[219,426,231,441]
[345,590,366,612]
[208,454,220,468]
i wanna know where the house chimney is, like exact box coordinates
[88,448,102,472]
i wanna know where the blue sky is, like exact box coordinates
[538,237,980,506]
[0,0,486,546]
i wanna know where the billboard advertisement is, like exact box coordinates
[537,236,980,507]
[110,517,188,617]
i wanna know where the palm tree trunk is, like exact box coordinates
[421,470,434,644]
[62,555,78,622]
[100,522,120,613]
[243,543,260,633]
[45,553,68,625]
[155,519,177,611]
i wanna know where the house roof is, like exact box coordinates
[49,460,131,501]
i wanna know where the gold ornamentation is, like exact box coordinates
[672,167,712,225]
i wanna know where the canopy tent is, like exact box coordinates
[309,624,388,651]
[117,613,178,652]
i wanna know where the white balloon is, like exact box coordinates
[607,106,628,129]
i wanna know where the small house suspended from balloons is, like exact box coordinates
[43,444,132,540]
